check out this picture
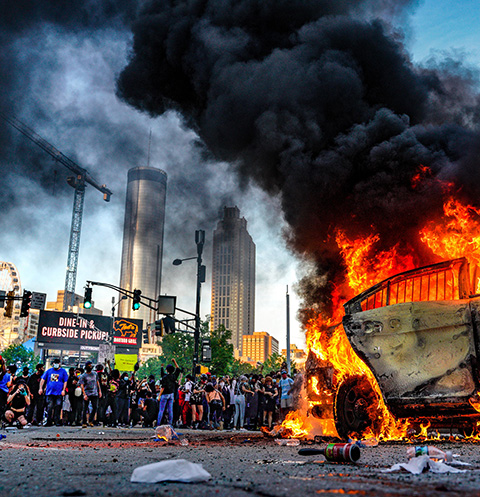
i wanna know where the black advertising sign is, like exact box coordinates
[112,317,143,349]
[37,311,113,349]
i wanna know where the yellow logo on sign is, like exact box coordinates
[113,319,139,338]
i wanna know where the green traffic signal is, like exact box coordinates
[132,289,142,311]
[84,287,93,309]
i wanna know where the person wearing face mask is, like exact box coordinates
[27,363,45,426]
[116,372,131,427]
[39,358,68,427]
[79,360,102,428]
[4,382,31,428]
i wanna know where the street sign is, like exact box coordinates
[31,292,47,310]
[157,295,176,314]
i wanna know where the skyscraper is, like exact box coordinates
[211,206,255,355]
[119,167,167,329]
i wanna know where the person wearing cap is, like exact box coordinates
[156,358,181,427]
[79,360,102,427]
[278,370,294,420]
[39,359,68,426]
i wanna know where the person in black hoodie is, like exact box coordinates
[116,372,131,426]
[26,363,45,425]
[156,359,180,426]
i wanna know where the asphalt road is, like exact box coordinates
[1,426,480,497]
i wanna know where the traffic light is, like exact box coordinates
[4,291,14,318]
[142,328,149,344]
[162,316,175,335]
[0,291,5,308]
[132,289,141,311]
[154,316,175,336]
[154,319,163,337]
[202,338,212,363]
[20,290,32,317]
[84,287,92,309]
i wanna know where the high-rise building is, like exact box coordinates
[0,261,22,348]
[119,167,167,331]
[211,206,255,355]
[242,331,279,365]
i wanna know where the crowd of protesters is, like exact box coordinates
[0,354,300,431]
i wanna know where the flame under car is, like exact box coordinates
[337,257,480,439]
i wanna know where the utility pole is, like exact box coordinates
[193,230,205,377]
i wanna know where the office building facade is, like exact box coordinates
[119,167,167,331]
[211,206,255,355]
[242,331,279,365]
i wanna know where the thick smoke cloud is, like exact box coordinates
[117,0,480,315]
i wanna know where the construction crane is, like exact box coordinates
[0,111,113,311]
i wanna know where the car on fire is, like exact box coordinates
[312,257,480,439]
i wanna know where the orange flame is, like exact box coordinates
[284,171,480,442]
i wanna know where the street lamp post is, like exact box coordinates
[112,295,128,318]
[173,230,206,377]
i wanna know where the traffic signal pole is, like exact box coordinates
[192,231,205,377]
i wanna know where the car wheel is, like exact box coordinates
[334,374,382,440]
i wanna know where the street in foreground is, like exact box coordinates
[1,426,480,497]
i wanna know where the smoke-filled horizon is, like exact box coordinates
[117,0,480,317]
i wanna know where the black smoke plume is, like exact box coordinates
[117,0,480,316]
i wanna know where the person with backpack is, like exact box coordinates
[156,358,181,427]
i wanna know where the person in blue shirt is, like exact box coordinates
[0,355,12,417]
[39,358,68,426]
[278,370,294,421]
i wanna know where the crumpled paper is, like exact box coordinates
[383,455,467,474]
[131,459,211,483]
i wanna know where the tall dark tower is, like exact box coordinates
[119,167,167,328]
[211,206,256,355]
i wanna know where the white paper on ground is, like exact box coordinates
[382,455,467,474]
[131,459,211,483]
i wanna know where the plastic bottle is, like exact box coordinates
[298,443,361,462]
[407,446,452,463]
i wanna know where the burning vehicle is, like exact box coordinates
[309,257,480,440]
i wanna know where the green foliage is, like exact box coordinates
[206,325,234,376]
[230,358,256,376]
[260,352,296,375]
[0,344,40,371]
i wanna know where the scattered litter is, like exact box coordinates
[383,455,467,474]
[0,434,6,440]
[5,426,17,432]
[298,443,361,463]
[275,439,300,446]
[98,432,105,435]
[179,438,189,446]
[407,446,452,462]
[131,459,211,483]
[154,425,179,442]
[349,437,378,448]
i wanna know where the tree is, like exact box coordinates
[230,359,256,376]
[207,324,234,376]
[1,344,40,371]
[260,352,296,375]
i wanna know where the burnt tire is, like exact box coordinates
[334,374,382,441]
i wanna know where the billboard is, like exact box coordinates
[37,311,113,350]
[112,317,142,349]
[37,311,143,350]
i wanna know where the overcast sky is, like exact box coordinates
[1,0,479,351]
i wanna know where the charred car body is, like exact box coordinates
[309,258,480,439]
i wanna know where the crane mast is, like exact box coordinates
[0,111,113,311]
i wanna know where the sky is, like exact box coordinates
[1,0,479,352]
